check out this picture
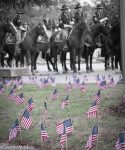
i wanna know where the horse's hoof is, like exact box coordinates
[48,69,52,71]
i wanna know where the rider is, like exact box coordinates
[93,4,103,24]
[59,4,73,50]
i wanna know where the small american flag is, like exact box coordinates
[96,74,101,85]
[8,89,15,101]
[80,81,87,93]
[13,93,26,105]
[63,119,74,135]
[73,78,80,89]
[17,80,23,90]
[5,79,12,87]
[115,132,125,150]
[0,84,5,95]
[27,98,35,112]
[51,89,58,100]
[12,84,17,92]
[85,126,98,150]
[86,101,98,118]
[99,80,107,90]
[50,76,56,87]
[61,95,69,109]
[9,119,20,141]
[41,123,49,142]
[43,78,49,87]
[108,77,116,88]
[95,90,101,105]
[21,109,33,129]
[65,82,72,92]
[60,131,67,150]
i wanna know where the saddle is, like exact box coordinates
[55,27,73,42]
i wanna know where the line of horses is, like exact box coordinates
[0,17,121,75]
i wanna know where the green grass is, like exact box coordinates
[0,83,125,150]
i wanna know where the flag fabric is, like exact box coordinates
[17,80,23,90]
[5,79,12,87]
[13,93,26,105]
[73,78,80,89]
[95,90,101,105]
[65,82,72,92]
[43,101,48,120]
[12,84,17,92]
[86,101,98,118]
[60,131,67,150]
[21,109,33,129]
[99,80,107,90]
[63,119,74,135]
[115,132,125,150]
[108,77,116,88]
[41,123,49,142]
[50,76,56,87]
[43,78,49,87]
[0,84,5,95]
[80,81,87,93]
[56,122,64,135]
[9,119,20,141]
[61,95,69,109]
[27,98,35,112]
[8,89,15,101]
[96,74,101,85]
[85,126,98,150]
[51,89,58,100]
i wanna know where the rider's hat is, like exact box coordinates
[16,9,24,14]
[96,4,103,9]
[75,3,82,9]
[60,4,68,10]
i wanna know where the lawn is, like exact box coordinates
[0,81,125,150]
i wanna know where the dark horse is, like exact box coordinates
[19,23,47,72]
[0,21,17,67]
[109,22,121,71]
[82,23,108,72]
[50,15,87,73]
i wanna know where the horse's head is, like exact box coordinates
[4,20,17,36]
[36,22,47,38]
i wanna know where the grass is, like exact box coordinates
[0,82,125,150]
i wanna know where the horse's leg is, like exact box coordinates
[84,46,90,73]
[1,53,5,67]
[46,53,52,71]
[111,53,115,70]
[89,50,94,72]
[72,48,77,73]
[34,51,39,70]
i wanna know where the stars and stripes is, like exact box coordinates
[41,123,49,142]
[99,80,107,90]
[65,82,72,92]
[9,119,20,141]
[0,84,5,95]
[13,93,26,105]
[80,81,87,93]
[85,126,98,150]
[27,98,35,112]
[96,74,101,85]
[56,122,64,135]
[51,89,58,100]
[8,89,15,101]
[60,131,67,150]
[61,95,69,109]
[21,109,33,129]
[115,132,125,150]
[108,77,116,88]
[86,101,98,118]
[63,119,74,135]
[95,90,101,105]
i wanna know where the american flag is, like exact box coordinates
[99,80,107,90]
[27,98,35,112]
[13,93,26,105]
[43,78,49,87]
[96,74,101,85]
[0,84,5,95]
[41,123,49,142]
[21,109,33,129]
[61,95,69,109]
[73,78,80,89]
[80,81,87,93]
[86,101,98,118]
[85,126,98,150]
[5,79,12,87]
[115,132,125,150]
[8,89,15,101]
[95,90,101,105]
[60,131,67,150]
[63,119,74,135]
[17,80,23,90]
[9,119,21,141]
[56,122,64,135]
[50,76,56,87]
[51,89,58,100]
[108,77,116,88]
[65,82,72,92]
[12,84,17,92]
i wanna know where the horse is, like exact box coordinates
[82,23,109,72]
[0,20,17,67]
[50,15,87,73]
[18,22,47,72]
[109,22,121,71]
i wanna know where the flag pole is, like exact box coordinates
[19,129,23,145]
